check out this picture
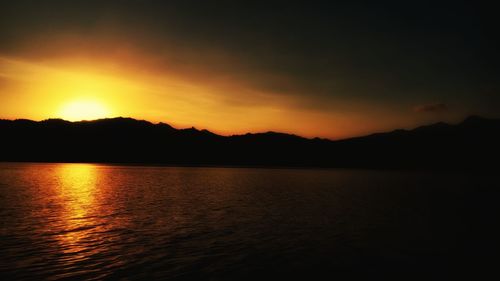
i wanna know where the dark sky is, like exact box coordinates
[1,0,499,138]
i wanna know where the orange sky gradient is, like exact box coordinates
[0,51,458,140]
[1,1,498,140]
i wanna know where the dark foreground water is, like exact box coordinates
[0,163,498,280]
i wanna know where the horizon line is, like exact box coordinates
[1,115,494,142]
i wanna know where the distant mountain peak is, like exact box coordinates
[460,115,490,125]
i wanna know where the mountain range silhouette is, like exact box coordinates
[1,115,499,169]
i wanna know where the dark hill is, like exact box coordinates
[0,116,499,169]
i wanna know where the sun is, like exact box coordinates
[59,100,111,121]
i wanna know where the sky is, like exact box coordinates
[0,0,499,139]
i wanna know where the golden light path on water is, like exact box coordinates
[55,164,99,256]
[29,163,233,279]
[43,163,131,278]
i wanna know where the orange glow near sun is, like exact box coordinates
[0,55,401,139]
[59,100,111,121]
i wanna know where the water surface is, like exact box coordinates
[0,163,498,279]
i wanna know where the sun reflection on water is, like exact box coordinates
[54,164,101,256]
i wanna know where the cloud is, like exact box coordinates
[413,103,447,113]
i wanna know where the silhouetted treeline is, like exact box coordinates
[0,116,499,169]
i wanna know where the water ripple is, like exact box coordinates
[1,163,498,279]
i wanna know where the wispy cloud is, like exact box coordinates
[413,103,447,113]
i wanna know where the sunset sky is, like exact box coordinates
[0,0,498,139]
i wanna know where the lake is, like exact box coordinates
[0,163,498,279]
